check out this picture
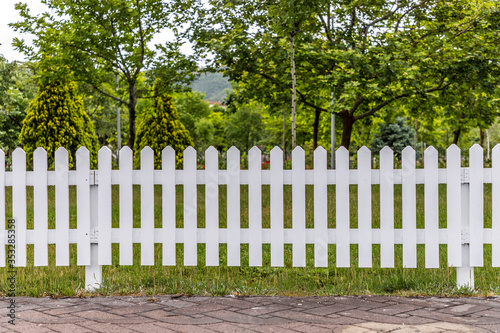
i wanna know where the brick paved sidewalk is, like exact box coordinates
[1,295,499,332]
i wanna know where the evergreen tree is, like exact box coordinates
[19,79,99,168]
[371,118,414,158]
[134,80,193,169]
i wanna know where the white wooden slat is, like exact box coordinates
[141,147,155,265]
[424,146,439,268]
[12,148,26,267]
[493,145,500,266]
[270,147,284,267]
[119,147,133,265]
[314,147,328,267]
[336,147,350,267]
[402,146,417,268]
[469,144,484,267]
[227,146,241,266]
[0,150,4,267]
[184,146,198,266]
[358,146,372,268]
[33,148,48,266]
[205,146,219,266]
[162,146,176,266]
[55,148,69,266]
[76,147,91,266]
[447,145,461,267]
[380,146,394,268]
[98,147,112,265]
[248,146,262,266]
[292,147,306,267]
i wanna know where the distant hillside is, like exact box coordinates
[190,72,232,103]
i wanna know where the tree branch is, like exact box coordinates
[90,83,128,105]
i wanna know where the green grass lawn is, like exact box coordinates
[1,184,499,297]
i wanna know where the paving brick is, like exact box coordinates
[369,302,423,316]
[237,303,292,316]
[74,310,125,321]
[303,303,358,316]
[8,321,56,333]
[154,321,218,333]
[157,314,223,325]
[200,322,252,332]
[126,322,176,333]
[16,310,63,324]
[272,309,348,325]
[42,323,95,333]
[439,303,492,316]
[78,322,137,333]
[206,309,290,325]
[337,309,435,325]
[172,303,229,316]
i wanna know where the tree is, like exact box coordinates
[191,0,500,150]
[226,104,264,152]
[12,0,197,149]
[19,78,99,168]
[134,79,193,168]
[371,118,414,158]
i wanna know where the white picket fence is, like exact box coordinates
[1,144,499,291]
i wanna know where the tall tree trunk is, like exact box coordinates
[127,83,138,149]
[453,128,461,145]
[480,129,485,147]
[282,108,287,155]
[340,112,355,150]
[289,34,297,149]
[313,108,321,150]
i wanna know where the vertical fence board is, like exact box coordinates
[0,150,4,267]
[314,147,328,267]
[447,145,461,267]
[34,148,48,266]
[358,146,372,268]
[493,145,500,266]
[380,147,394,268]
[162,147,176,266]
[12,148,26,267]
[469,144,484,267]
[227,146,241,266]
[336,147,350,267]
[119,147,133,265]
[292,147,306,267]
[76,147,91,266]
[55,148,69,266]
[248,147,262,266]
[424,146,439,268]
[205,146,219,266]
[141,147,155,265]
[98,147,112,265]
[184,147,198,266]
[270,147,284,267]
[402,147,417,268]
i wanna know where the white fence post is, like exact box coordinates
[85,170,102,291]
[457,168,474,288]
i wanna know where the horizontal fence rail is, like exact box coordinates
[0,144,498,290]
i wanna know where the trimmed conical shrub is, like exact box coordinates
[19,80,99,168]
[134,79,193,169]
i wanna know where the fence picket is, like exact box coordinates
[140,147,155,265]
[402,146,417,268]
[205,146,219,266]
[248,146,262,266]
[227,146,241,266]
[469,144,484,267]
[358,146,372,268]
[292,147,306,267]
[34,148,48,266]
[447,145,461,267]
[119,147,133,265]
[493,145,500,266]
[184,146,198,266]
[76,147,91,266]
[12,148,26,267]
[424,146,439,268]
[0,150,4,267]
[162,146,176,265]
[314,147,328,267]
[270,147,284,267]
[55,148,69,266]
[98,147,112,265]
[380,146,394,268]
[336,147,350,267]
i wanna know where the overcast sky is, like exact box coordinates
[0,0,187,62]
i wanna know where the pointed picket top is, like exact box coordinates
[162,146,176,169]
[12,147,25,159]
[76,146,90,155]
[227,146,240,155]
[34,147,47,167]
[424,145,438,155]
[270,146,283,167]
[162,145,175,155]
[358,145,370,154]
[447,144,460,154]
[402,145,415,156]
[206,145,218,155]
[470,143,484,157]
[119,145,133,156]
[493,143,500,154]
[248,146,261,170]
[314,146,327,168]
[270,146,283,155]
[292,146,305,167]
[357,146,371,163]
[140,146,154,157]
[292,146,304,155]
[34,147,47,155]
[249,146,261,154]
[336,145,348,154]
[98,146,112,155]
[424,146,438,166]
[314,145,326,154]
[380,146,393,156]
[0,148,4,156]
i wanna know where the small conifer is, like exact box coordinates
[134,79,193,169]
[19,80,99,168]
